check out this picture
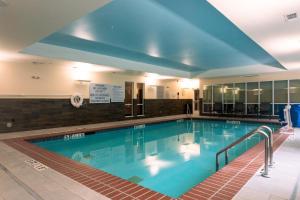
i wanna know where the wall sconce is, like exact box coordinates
[145,73,159,87]
[145,77,157,87]
[72,66,91,84]
[253,88,263,96]
[234,87,240,95]
[179,79,199,89]
[289,87,296,94]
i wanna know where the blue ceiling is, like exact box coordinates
[40,0,285,73]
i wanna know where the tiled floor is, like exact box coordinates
[3,139,170,200]
[180,133,288,200]
[233,129,300,200]
[0,142,109,200]
[0,115,292,200]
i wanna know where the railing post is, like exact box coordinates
[216,154,219,171]
[215,126,272,177]
[259,126,274,166]
[255,130,270,177]
[225,150,229,165]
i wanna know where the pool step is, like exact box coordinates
[134,124,145,129]
[127,176,143,183]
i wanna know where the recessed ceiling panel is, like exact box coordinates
[28,0,285,74]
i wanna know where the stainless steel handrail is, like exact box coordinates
[186,104,192,120]
[216,126,271,177]
[258,126,274,166]
[256,130,270,177]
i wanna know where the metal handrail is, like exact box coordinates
[186,104,192,120]
[186,104,191,115]
[258,126,273,166]
[216,126,272,177]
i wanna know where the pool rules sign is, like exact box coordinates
[111,85,125,103]
[89,83,124,103]
[89,83,111,103]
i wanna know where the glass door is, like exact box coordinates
[125,82,134,117]
[136,83,144,116]
[194,89,200,114]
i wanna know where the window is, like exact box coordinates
[202,79,295,117]
[260,81,272,115]
[274,80,288,103]
[203,85,212,113]
[213,85,222,113]
[274,80,288,115]
[203,85,212,103]
[223,83,234,113]
[246,82,259,115]
[290,79,300,103]
[234,83,245,114]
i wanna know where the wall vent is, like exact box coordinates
[284,12,298,21]
[0,0,7,7]
[32,61,45,65]
[239,74,258,78]
[32,61,52,65]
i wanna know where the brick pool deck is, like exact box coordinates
[2,122,288,200]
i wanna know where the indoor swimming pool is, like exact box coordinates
[33,119,280,198]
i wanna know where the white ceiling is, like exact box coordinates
[1,0,300,78]
[208,0,300,74]
[0,0,110,62]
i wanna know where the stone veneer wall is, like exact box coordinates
[0,99,192,133]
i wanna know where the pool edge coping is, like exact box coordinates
[2,118,287,200]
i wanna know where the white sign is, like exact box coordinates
[89,83,111,103]
[111,85,125,103]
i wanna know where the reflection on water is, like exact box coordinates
[35,120,279,198]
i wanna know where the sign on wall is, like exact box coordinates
[89,83,124,103]
[111,85,125,103]
[89,83,111,103]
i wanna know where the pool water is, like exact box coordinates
[34,119,279,198]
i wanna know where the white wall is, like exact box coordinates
[160,79,194,99]
[0,61,195,99]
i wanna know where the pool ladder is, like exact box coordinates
[186,104,192,120]
[215,125,274,177]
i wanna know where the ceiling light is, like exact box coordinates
[72,66,91,83]
[148,43,160,58]
[265,35,300,54]
[179,79,199,89]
